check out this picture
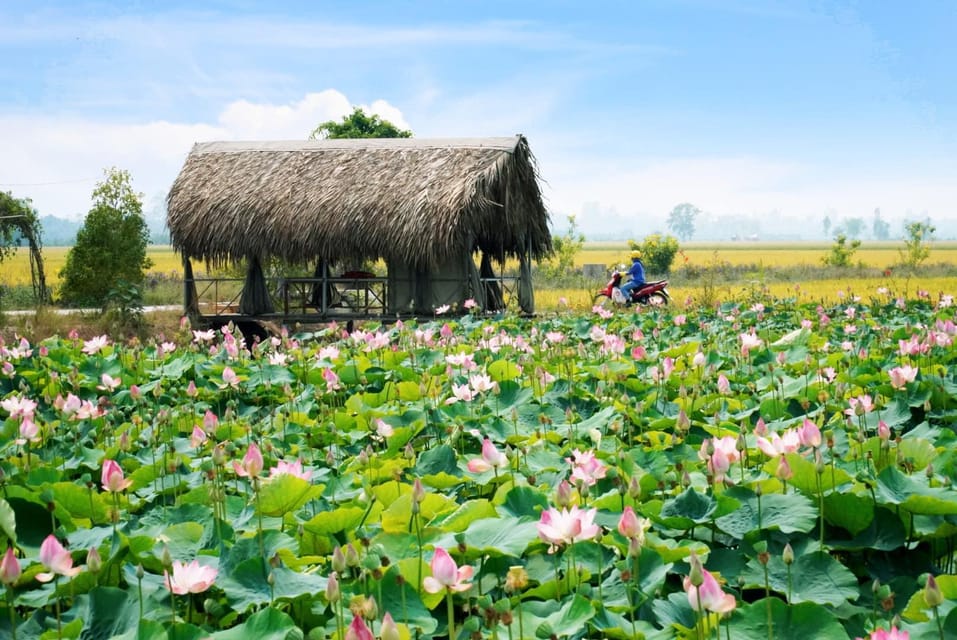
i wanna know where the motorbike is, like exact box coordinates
[594,270,670,307]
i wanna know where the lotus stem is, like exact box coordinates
[446,591,456,640]
[7,585,17,640]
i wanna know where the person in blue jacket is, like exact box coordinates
[619,250,646,302]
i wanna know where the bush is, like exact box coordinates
[899,221,935,270]
[60,168,152,307]
[629,234,680,274]
[821,234,861,267]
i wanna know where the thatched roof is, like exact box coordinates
[166,135,551,268]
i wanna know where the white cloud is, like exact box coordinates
[0,91,408,218]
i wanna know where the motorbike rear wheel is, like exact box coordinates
[592,293,615,310]
[648,292,669,306]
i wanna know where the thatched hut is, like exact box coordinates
[166,135,551,320]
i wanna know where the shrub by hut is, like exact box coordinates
[166,135,552,321]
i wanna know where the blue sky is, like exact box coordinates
[1,1,955,238]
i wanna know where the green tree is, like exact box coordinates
[821,234,860,267]
[629,233,680,274]
[541,214,585,280]
[872,208,890,240]
[666,203,700,241]
[310,107,412,139]
[59,168,152,306]
[899,220,935,270]
[843,217,865,239]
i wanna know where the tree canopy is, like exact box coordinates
[667,203,700,241]
[59,168,152,306]
[310,107,412,139]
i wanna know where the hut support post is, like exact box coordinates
[183,257,199,318]
[518,236,534,315]
[239,257,275,316]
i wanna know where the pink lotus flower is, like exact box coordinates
[345,615,374,640]
[469,373,496,394]
[36,534,82,582]
[0,547,21,585]
[617,506,651,543]
[190,426,207,448]
[739,331,763,356]
[856,627,909,640]
[756,429,801,457]
[221,366,240,389]
[98,373,121,391]
[434,304,451,315]
[684,567,736,614]
[101,459,133,493]
[269,459,312,481]
[81,335,109,355]
[422,547,473,594]
[845,395,875,417]
[445,383,474,404]
[1,395,37,420]
[537,506,600,551]
[323,367,341,391]
[164,559,218,594]
[567,449,607,487]
[716,374,731,395]
[797,419,822,448]
[17,417,39,444]
[467,438,509,473]
[889,365,918,390]
[233,442,264,478]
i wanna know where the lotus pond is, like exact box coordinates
[2,294,957,640]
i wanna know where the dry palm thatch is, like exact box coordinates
[166,136,551,269]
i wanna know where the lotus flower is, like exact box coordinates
[889,365,918,390]
[0,547,21,585]
[36,534,82,582]
[269,459,312,481]
[345,615,374,640]
[537,505,599,551]
[233,442,264,478]
[797,419,822,448]
[221,366,240,389]
[81,335,109,355]
[856,627,910,640]
[101,459,133,493]
[617,506,651,543]
[567,449,607,487]
[164,559,218,594]
[467,438,508,473]
[1,395,37,420]
[683,567,736,613]
[422,547,473,594]
[380,612,400,640]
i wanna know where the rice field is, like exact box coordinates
[2,243,956,309]
[579,240,957,270]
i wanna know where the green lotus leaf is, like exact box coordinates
[728,598,851,639]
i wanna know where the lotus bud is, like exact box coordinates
[676,409,690,432]
[161,546,172,568]
[776,456,793,483]
[555,480,574,508]
[326,572,342,604]
[119,431,131,452]
[136,563,144,580]
[924,574,944,608]
[412,478,426,504]
[687,553,704,587]
[345,543,360,568]
[628,476,641,500]
[782,543,794,566]
[331,546,347,573]
[380,612,400,640]
[87,547,102,573]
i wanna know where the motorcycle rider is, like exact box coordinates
[619,250,646,303]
